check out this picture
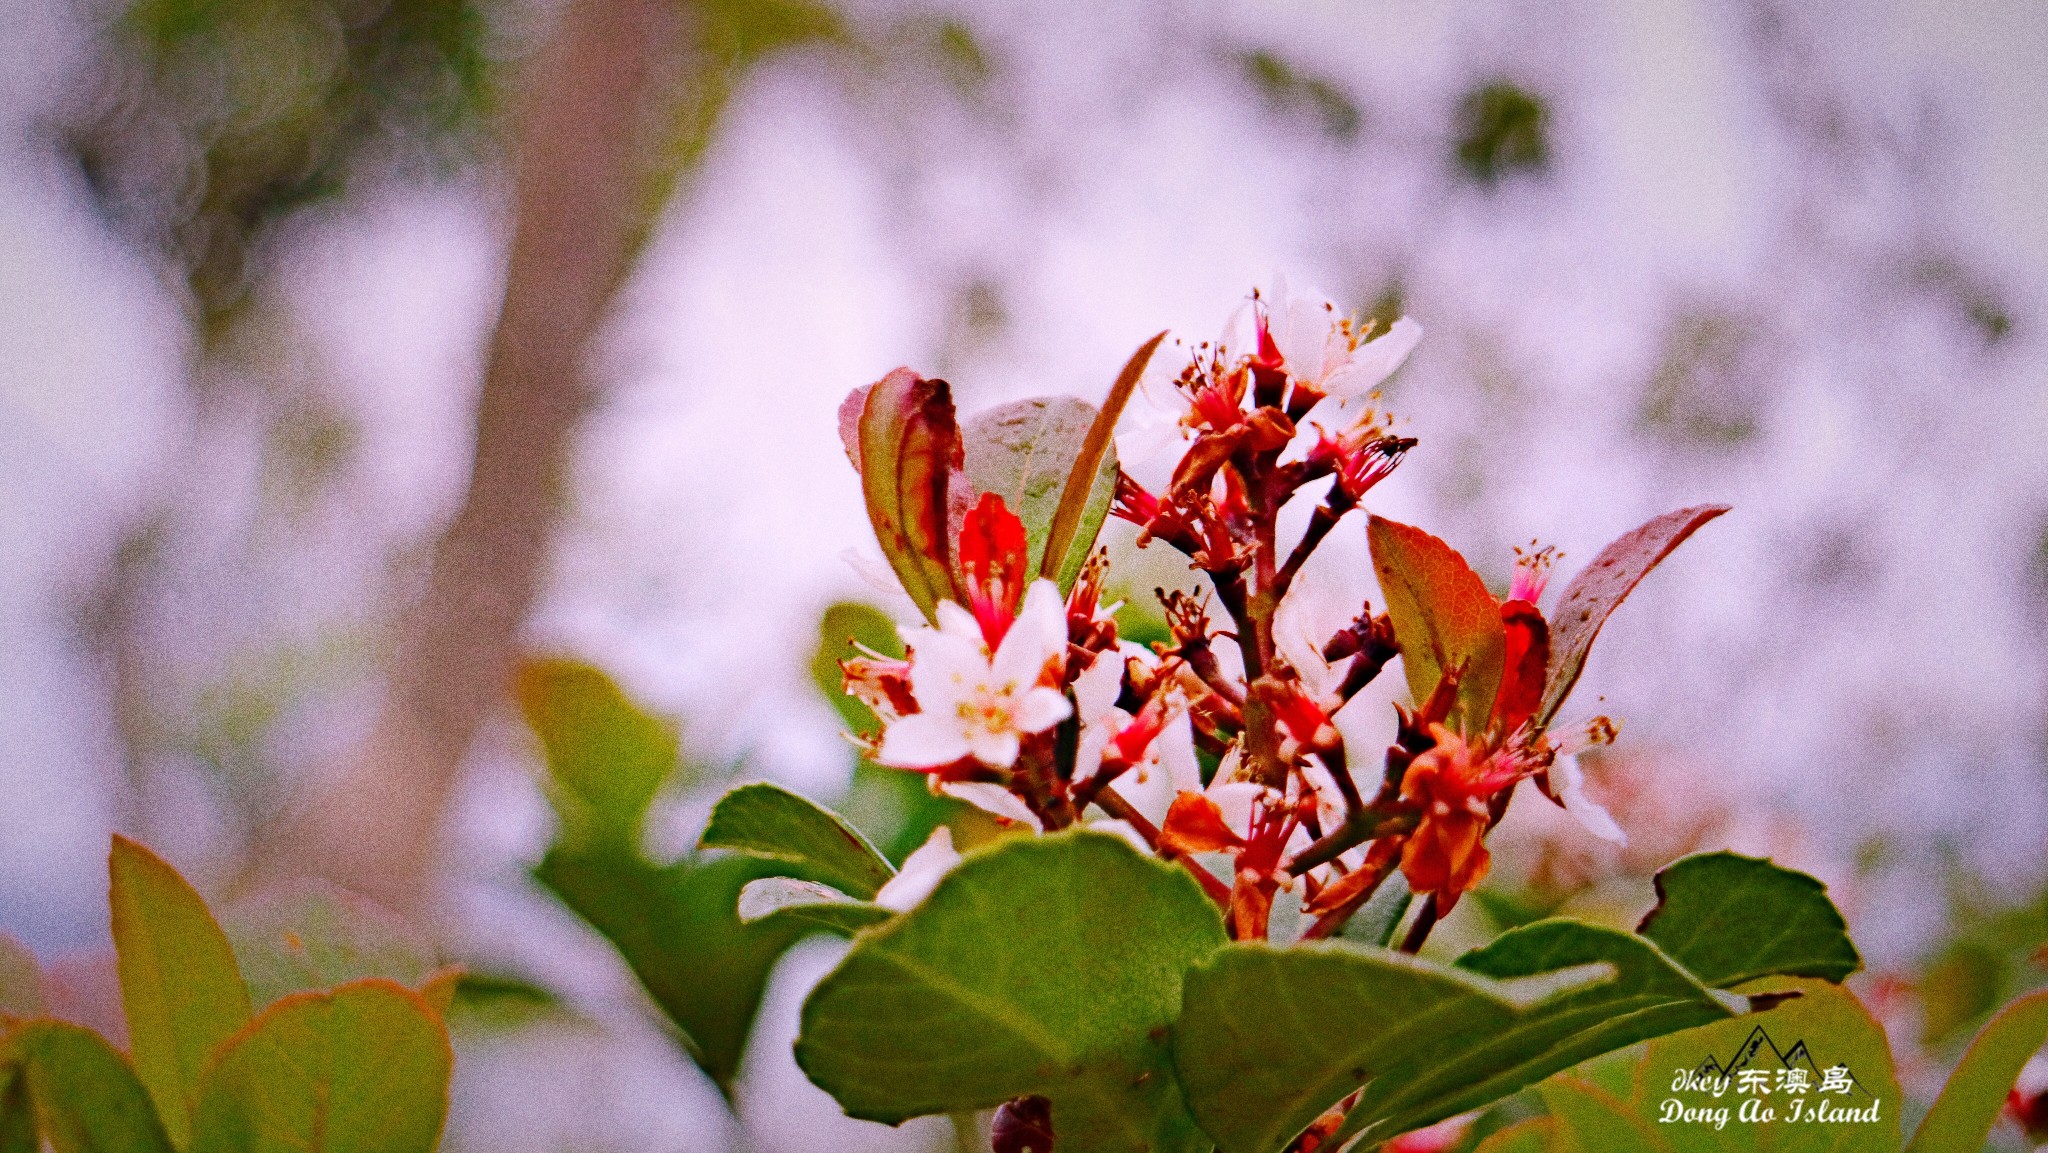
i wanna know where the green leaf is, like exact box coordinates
[1037,333,1164,585]
[846,370,965,622]
[189,980,450,1153]
[1536,505,1728,731]
[516,657,679,847]
[963,396,1119,592]
[700,783,896,900]
[1175,922,1733,1153]
[109,836,253,1149]
[1473,1118,1558,1153]
[811,601,905,734]
[1540,1079,1672,1153]
[1637,853,1860,990]
[441,972,567,1033]
[736,878,895,936]
[534,846,812,1096]
[1905,988,2048,1153]
[1368,516,1506,736]
[796,831,1226,1153]
[4,1019,176,1153]
[0,934,42,1019]
[222,881,444,1011]
[1633,978,1899,1153]
[1341,871,1413,948]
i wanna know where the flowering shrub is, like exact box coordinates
[636,286,2039,1152]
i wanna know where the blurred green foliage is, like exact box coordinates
[515,658,682,851]
[1239,49,1362,142]
[1639,309,1764,447]
[1455,81,1549,185]
[1917,875,2048,1048]
[66,0,499,328]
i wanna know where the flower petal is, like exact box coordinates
[934,600,987,649]
[1205,780,1269,839]
[992,580,1067,687]
[1072,651,1125,723]
[877,712,970,768]
[1154,711,1203,795]
[940,781,1042,828]
[905,628,988,712]
[1554,754,1627,845]
[873,826,961,912]
[1323,317,1422,399]
[965,726,1022,770]
[1012,686,1074,735]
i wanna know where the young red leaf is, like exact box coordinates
[853,369,966,621]
[1367,517,1505,737]
[1534,505,1729,732]
[1492,600,1549,735]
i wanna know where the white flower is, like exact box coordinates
[877,580,1072,770]
[873,826,962,912]
[1115,361,1199,492]
[1258,278,1423,400]
[1551,753,1627,845]
[1069,649,1204,827]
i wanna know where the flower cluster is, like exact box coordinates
[836,281,1722,945]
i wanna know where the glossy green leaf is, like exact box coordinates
[1535,505,1728,731]
[1633,978,1899,1153]
[700,783,895,900]
[109,836,253,1149]
[846,369,964,621]
[796,831,1226,1153]
[1341,871,1413,948]
[4,1019,176,1153]
[534,846,811,1096]
[1638,853,1860,990]
[736,878,895,936]
[0,934,42,1019]
[189,980,450,1153]
[1542,1079,1672,1153]
[1905,988,2048,1153]
[1368,516,1506,735]
[1175,922,1733,1153]
[963,396,1119,592]
[222,881,444,1011]
[1473,1117,1558,1153]
[516,657,679,848]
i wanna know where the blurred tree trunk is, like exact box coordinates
[258,0,686,910]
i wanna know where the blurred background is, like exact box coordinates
[2,0,2045,1147]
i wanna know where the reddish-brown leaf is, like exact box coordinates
[853,370,965,621]
[1534,505,1729,731]
[1367,517,1505,738]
